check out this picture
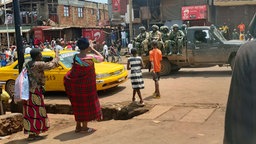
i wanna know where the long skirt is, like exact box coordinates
[64,63,102,122]
[23,87,49,134]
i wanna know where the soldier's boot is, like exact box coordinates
[177,41,183,55]
[177,46,182,55]
[138,47,142,56]
[142,43,149,55]
[161,45,165,55]
[168,44,173,55]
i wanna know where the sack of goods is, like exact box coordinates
[14,68,29,103]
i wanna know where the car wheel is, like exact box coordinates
[160,59,171,76]
[5,80,15,99]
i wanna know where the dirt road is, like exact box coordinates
[99,66,231,107]
[1,66,231,144]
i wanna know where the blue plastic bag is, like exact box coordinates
[14,68,29,102]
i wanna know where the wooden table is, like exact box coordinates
[0,81,6,115]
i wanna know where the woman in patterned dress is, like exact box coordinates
[64,38,103,133]
[24,48,59,141]
[127,48,145,105]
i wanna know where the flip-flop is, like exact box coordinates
[81,128,96,133]
[27,135,44,141]
[138,102,145,106]
[75,127,82,133]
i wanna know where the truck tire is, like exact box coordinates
[171,64,180,72]
[160,59,171,76]
[230,57,235,70]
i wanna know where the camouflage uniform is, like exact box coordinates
[135,26,149,55]
[161,26,171,55]
[149,25,163,54]
[180,24,187,47]
[169,24,185,55]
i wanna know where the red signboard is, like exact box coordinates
[182,5,207,20]
[112,0,121,12]
[33,26,52,42]
[82,29,106,44]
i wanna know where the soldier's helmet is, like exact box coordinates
[163,26,169,31]
[152,25,159,30]
[139,26,146,31]
[160,26,165,31]
[181,24,187,28]
[173,24,179,28]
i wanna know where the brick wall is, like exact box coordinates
[58,5,109,27]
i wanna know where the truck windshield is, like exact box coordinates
[213,28,226,41]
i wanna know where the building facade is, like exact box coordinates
[0,0,109,47]
[214,0,256,32]
[111,0,256,38]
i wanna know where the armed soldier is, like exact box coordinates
[149,25,163,55]
[169,24,185,55]
[135,26,149,55]
[180,24,187,47]
[161,26,171,55]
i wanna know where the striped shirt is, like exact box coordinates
[128,56,144,89]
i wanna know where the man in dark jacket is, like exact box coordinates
[224,40,256,144]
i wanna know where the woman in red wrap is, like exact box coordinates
[64,38,103,133]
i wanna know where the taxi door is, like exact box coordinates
[43,56,63,91]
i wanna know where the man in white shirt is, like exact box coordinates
[127,41,133,55]
[54,39,63,52]
[24,46,32,54]
[121,30,127,47]
[102,41,109,62]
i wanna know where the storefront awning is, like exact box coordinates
[214,0,256,6]
[42,27,69,31]
[0,28,31,33]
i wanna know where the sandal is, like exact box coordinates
[81,127,96,133]
[75,127,82,133]
[138,101,145,106]
[27,135,44,141]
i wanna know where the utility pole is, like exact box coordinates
[13,1,23,73]
[129,0,133,42]
[11,0,24,113]
[4,0,10,49]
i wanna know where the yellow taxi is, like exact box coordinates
[0,50,128,97]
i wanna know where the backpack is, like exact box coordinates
[14,68,29,103]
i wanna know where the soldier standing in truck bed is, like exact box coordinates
[169,24,185,55]
[149,25,163,55]
[161,26,171,55]
[135,26,149,56]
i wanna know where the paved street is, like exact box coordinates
[1,66,231,144]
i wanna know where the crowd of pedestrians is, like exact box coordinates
[219,22,253,41]
[0,38,80,67]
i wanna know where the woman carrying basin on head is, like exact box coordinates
[64,37,103,133]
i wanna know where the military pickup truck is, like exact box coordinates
[142,25,245,76]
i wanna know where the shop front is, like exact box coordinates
[181,5,210,26]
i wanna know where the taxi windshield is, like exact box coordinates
[59,51,78,68]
